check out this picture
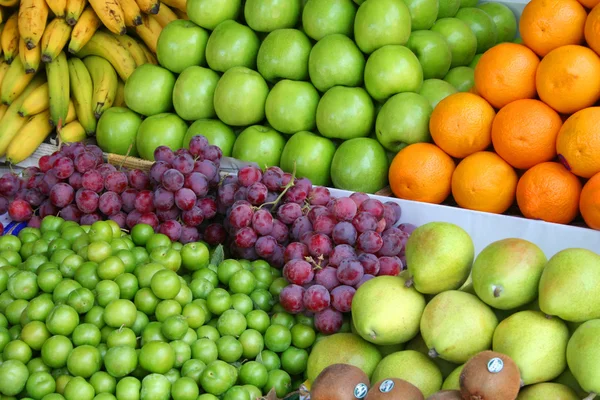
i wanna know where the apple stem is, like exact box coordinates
[428,348,439,358]
[257,161,297,212]
[584,393,597,400]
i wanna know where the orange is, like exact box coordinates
[585,3,600,56]
[491,99,563,170]
[388,143,455,204]
[580,172,600,229]
[536,45,600,115]
[579,0,600,9]
[516,162,582,224]
[451,151,518,214]
[556,107,600,178]
[474,43,540,109]
[519,0,587,57]
[429,92,496,159]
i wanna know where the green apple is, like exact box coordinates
[402,0,438,30]
[330,138,389,193]
[124,64,175,117]
[244,0,302,32]
[257,29,312,82]
[96,107,142,156]
[265,80,320,135]
[316,86,374,140]
[444,66,474,92]
[438,0,460,18]
[185,119,236,157]
[375,92,433,152]
[213,66,269,126]
[172,66,219,121]
[205,20,260,72]
[460,0,477,7]
[302,0,357,40]
[186,0,242,30]
[280,131,336,186]
[156,20,209,73]
[477,2,517,43]
[136,113,188,161]
[430,18,477,67]
[354,0,412,54]
[308,34,365,92]
[364,45,423,103]
[469,53,483,69]
[406,30,452,80]
[455,7,498,53]
[232,126,286,168]
[418,78,457,108]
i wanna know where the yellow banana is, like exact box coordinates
[18,82,48,116]
[59,120,86,143]
[83,55,117,118]
[65,0,86,25]
[154,2,177,27]
[19,37,41,73]
[45,0,67,18]
[68,57,95,134]
[172,8,187,20]
[1,13,19,63]
[0,0,19,8]
[75,30,136,80]
[40,18,73,62]
[6,110,53,164]
[18,0,49,49]
[159,0,185,12]
[46,50,70,129]
[0,103,7,119]
[1,57,36,105]
[119,0,142,27]
[134,0,158,14]
[113,33,146,67]
[68,6,101,54]
[88,0,126,35]
[133,14,161,54]
[0,60,9,87]
[139,39,157,64]
[0,73,45,156]
[113,78,124,107]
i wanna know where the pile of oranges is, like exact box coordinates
[389,0,600,231]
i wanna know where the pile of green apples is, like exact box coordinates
[0,217,320,400]
[95,0,519,193]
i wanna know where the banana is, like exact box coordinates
[68,57,95,134]
[65,0,86,25]
[6,110,53,164]
[75,30,136,80]
[0,7,7,24]
[113,33,146,67]
[0,60,9,87]
[119,0,142,27]
[68,6,101,54]
[88,0,126,35]
[172,8,187,20]
[0,73,45,156]
[0,103,7,119]
[19,37,41,73]
[19,0,49,50]
[154,2,177,27]
[139,39,157,64]
[18,82,48,116]
[40,18,73,62]
[134,0,158,14]
[0,0,19,7]
[45,0,67,18]
[83,55,116,119]
[1,13,18,63]
[133,14,161,54]
[46,50,70,129]
[59,120,86,143]
[1,57,37,104]
[159,0,185,12]
[113,78,124,107]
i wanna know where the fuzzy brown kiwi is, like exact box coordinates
[459,351,521,400]
[426,390,463,400]
[311,364,371,400]
[365,378,424,400]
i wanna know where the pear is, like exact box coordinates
[492,310,569,384]
[442,365,464,390]
[371,350,443,397]
[516,383,579,400]
[406,335,458,378]
[472,238,547,310]
[539,248,600,322]
[420,291,498,364]
[352,275,426,345]
[553,368,588,398]
[405,222,474,295]
[566,319,600,396]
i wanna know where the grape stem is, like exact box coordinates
[256,162,297,212]
[304,255,325,271]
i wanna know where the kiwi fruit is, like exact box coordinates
[459,351,521,400]
[311,363,370,400]
[426,390,463,400]
[365,378,424,400]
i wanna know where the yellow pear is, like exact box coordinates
[442,364,464,390]
[566,319,600,395]
[517,383,579,400]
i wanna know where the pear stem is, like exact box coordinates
[493,286,502,298]
[428,348,439,358]
[583,393,597,400]
[404,277,414,288]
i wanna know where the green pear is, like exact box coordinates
[306,333,382,383]
[472,238,547,310]
[405,334,458,378]
[371,350,442,397]
[517,383,579,400]
[566,319,600,394]
[420,291,498,364]
[352,275,426,345]
[405,222,474,294]
[442,364,464,390]
[492,310,569,385]
[553,368,588,398]
[539,248,600,322]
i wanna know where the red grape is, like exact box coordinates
[109,212,127,228]
[329,244,357,268]
[238,166,262,187]
[121,189,138,213]
[196,197,217,219]
[25,189,44,207]
[104,171,128,193]
[76,189,99,213]
[360,199,384,220]
[270,219,289,243]
[98,191,122,216]
[157,207,180,222]
[184,172,209,197]
[262,167,283,191]
[399,223,417,234]
[128,169,150,190]
[331,285,355,313]
[315,267,340,291]
[74,151,97,173]
[284,242,309,263]
[80,212,101,225]
[314,308,343,335]
[349,192,369,208]
[50,183,74,207]
[182,206,204,226]
[283,259,314,285]
[172,153,194,174]
[247,182,268,205]
[307,206,330,224]
[0,196,8,214]
[134,190,155,213]
[159,220,182,241]
[53,157,75,179]
[0,173,20,197]
[149,161,170,183]
[358,253,380,275]
[332,221,357,246]
[138,212,159,230]
[97,163,117,178]
[280,284,306,314]
[180,226,200,244]
[154,187,175,211]
[255,235,277,258]
[153,146,175,163]
[252,209,273,236]
[378,231,404,257]
[234,227,258,248]
[309,186,331,206]
[357,231,383,253]
[126,210,142,228]
[193,160,218,181]
[204,223,227,245]
[378,256,402,276]
[82,170,104,193]
[290,216,312,241]
[39,155,53,172]
[357,274,375,288]
[39,200,58,218]
[303,285,330,313]
[68,172,83,190]
[188,135,209,157]
[312,214,336,236]
[8,199,33,221]
[204,145,222,163]
[229,202,253,229]
[285,185,308,204]
[332,197,357,221]
[337,259,364,286]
